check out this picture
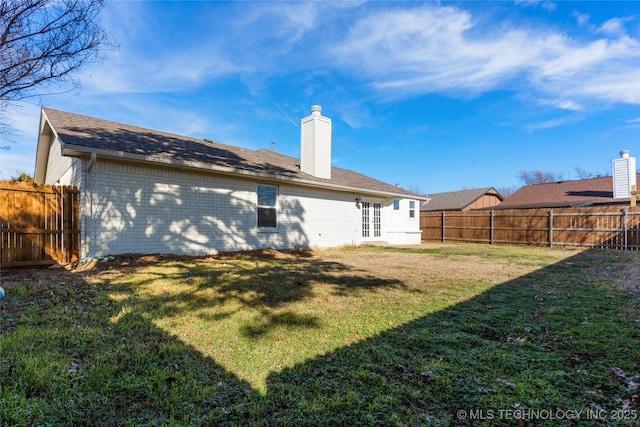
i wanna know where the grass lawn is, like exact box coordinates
[1,243,639,426]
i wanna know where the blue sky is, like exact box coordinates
[2,0,639,194]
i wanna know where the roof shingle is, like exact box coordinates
[42,108,422,199]
[420,187,501,211]
[497,175,638,209]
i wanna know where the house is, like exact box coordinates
[34,106,424,258]
[496,174,640,209]
[420,187,503,212]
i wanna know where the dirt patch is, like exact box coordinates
[615,259,640,296]
[63,249,315,273]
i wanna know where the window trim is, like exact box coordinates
[409,200,416,219]
[257,184,278,230]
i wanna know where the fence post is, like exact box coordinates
[548,209,554,248]
[490,209,495,245]
[624,207,628,251]
[442,210,446,243]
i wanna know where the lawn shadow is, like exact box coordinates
[1,248,638,426]
[260,249,640,425]
[86,250,406,338]
[0,269,262,426]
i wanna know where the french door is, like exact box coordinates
[361,201,381,239]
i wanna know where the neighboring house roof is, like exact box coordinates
[496,175,638,209]
[35,108,425,199]
[420,187,503,211]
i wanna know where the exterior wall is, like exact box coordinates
[42,138,87,256]
[44,158,421,257]
[80,160,413,257]
[284,186,362,248]
[44,136,80,185]
[466,194,502,210]
[385,198,422,244]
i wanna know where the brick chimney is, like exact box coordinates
[300,105,331,179]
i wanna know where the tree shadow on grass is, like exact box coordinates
[1,248,638,426]
[260,249,640,426]
[91,250,406,332]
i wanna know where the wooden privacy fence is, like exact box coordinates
[1,181,79,267]
[421,206,640,250]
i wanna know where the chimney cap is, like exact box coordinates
[310,105,322,115]
[621,150,630,158]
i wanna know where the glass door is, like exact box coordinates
[361,201,382,240]
[361,202,370,238]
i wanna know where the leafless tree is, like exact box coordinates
[0,0,111,113]
[517,170,564,185]
[496,185,518,198]
[574,167,609,179]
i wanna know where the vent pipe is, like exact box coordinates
[612,150,637,199]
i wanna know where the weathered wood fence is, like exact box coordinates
[421,206,640,250]
[1,181,80,267]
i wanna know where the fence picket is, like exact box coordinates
[1,181,79,268]
[421,206,640,250]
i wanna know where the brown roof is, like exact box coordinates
[497,175,638,209]
[41,108,423,199]
[420,187,503,211]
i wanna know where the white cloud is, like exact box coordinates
[541,2,557,12]
[538,99,584,111]
[525,113,585,131]
[514,0,556,11]
[598,17,634,36]
[514,0,541,7]
[331,4,640,106]
[234,2,320,46]
[79,39,243,95]
[276,104,298,127]
[573,11,590,27]
[1,102,41,178]
[4,102,41,136]
[81,2,356,96]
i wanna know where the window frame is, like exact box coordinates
[257,184,278,230]
[409,200,416,218]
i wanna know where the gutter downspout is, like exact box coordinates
[87,152,97,173]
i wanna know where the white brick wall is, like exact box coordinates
[68,159,419,257]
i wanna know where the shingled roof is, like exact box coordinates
[420,187,502,211]
[38,108,423,199]
[497,175,638,209]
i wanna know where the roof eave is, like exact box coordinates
[62,143,426,200]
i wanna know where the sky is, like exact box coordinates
[1,0,639,194]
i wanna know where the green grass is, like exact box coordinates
[1,244,639,426]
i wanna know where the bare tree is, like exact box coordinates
[0,0,111,112]
[574,167,609,179]
[496,185,518,198]
[406,184,425,195]
[517,170,564,185]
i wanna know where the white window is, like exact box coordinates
[257,185,277,228]
[409,200,416,218]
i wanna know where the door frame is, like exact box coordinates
[360,199,383,241]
